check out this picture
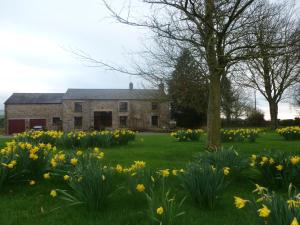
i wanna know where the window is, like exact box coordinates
[119,102,128,112]
[151,102,159,110]
[52,117,61,126]
[74,102,83,112]
[119,116,128,128]
[74,117,82,129]
[151,116,159,127]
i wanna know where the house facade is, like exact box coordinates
[4,84,170,134]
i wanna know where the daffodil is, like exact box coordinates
[234,196,248,209]
[115,164,123,173]
[76,150,83,156]
[291,217,299,225]
[159,169,170,177]
[43,172,50,179]
[172,169,178,176]
[70,158,78,166]
[290,156,300,165]
[50,190,57,198]
[223,167,230,176]
[29,180,36,186]
[63,175,70,181]
[276,164,283,171]
[253,184,268,194]
[156,206,164,215]
[136,184,145,192]
[258,204,271,218]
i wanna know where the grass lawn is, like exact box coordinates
[0,132,300,225]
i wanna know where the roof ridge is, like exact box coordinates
[67,88,158,91]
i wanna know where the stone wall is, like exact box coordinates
[5,104,63,133]
[62,99,170,131]
[5,100,170,133]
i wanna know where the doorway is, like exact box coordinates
[94,111,112,130]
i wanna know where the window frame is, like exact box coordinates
[74,116,83,129]
[119,101,129,112]
[74,102,83,113]
[151,102,159,111]
[52,117,61,126]
[151,115,159,127]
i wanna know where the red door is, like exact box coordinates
[29,119,46,129]
[8,119,25,135]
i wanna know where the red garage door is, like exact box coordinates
[8,119,25,135]
[29,119,46,129]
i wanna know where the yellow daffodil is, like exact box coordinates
[172,169,178,176]
[156,206,164,215]
[290,156,300,165]
[63,175,70,181]
[76,150,83,156]
[223,167,230,176]
[276,164,283,171]
[291,217,299,225]
[115,164,123,173]
[258,204,271,218]
[234,196,248,209]
[50,190,57,198]
[29,180,36,186]
[269,158,275,165]
[136,184,145,192]
[70,158,78,166]
[43,172,50,179]
[160,169,170,177]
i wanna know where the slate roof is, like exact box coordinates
[4,89,167,104]
[5,93,64,105]
[63,89,165,100]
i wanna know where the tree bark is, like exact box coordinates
[269,100,278,129]
[205,0,222,149]
[207,74,221,149]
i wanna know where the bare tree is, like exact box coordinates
[238,1,300,129]
[89,0,264,148]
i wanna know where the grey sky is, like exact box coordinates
[0,0,299,119]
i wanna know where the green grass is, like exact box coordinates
[0,132,300,225]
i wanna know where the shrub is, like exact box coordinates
[181,162,229,209]
[56,153,114,211]
[234,184,300,225]
[246,110,266,127]
[221,128,262,142]
[170,129,204,142]
[14,129,136,148]
[250,152,300,187]
[276,126,300,140]
[0,141,54,183]
[196,147,248,177]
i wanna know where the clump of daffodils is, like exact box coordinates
[276,126,300,140]
[171,129,204,142]
[221,128,263,143]
[249,152,300,187]
[234,184,300,224]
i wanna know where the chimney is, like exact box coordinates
[129,82,133,90]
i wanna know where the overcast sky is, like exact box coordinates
[0,0,299,119]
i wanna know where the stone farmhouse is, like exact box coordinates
[4,83,170,134]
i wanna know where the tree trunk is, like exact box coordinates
[269,101,278,129]
[205,0,222,149]
[207,74,221,149]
